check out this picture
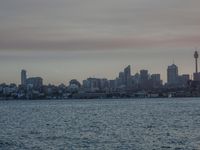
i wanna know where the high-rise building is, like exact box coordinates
[139,70,149,89]
[21,69,27,86]
[133,73,140,85]
[140,70,148,83]
[151,74,161,82]
[124,65,131,87]
[179,74,190,87]
[118,72,125,86]
[193,73,200,81]
[82,78,101,92]
[26,77,43,89]
[151,74,162,88]
[100,79,109,90]
[109,80,117,91]
[167,64,179,85]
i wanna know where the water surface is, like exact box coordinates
[0,98,200,149]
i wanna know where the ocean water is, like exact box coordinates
[0,98,200,150]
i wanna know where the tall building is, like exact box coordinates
[179,74,190,87]
[118,72,125,86]
[151,74,162,88]
[124,65,131,87]
[109,80,117,91]
[151,74,161,82]
[26,77,43,89]
[21,69,27,86]
[140,70,148,83]
[167,64,179,85]
[139,70,149,89]
[193,73,200,81]
[82,78,101,92]
[100,79,109,91]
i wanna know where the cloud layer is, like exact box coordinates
[0,0,200,84]
[1,0,200,50]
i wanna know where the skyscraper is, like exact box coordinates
[26,77,43,89]
[124,65,131,87]
[21,69,27,86]
[140,70,148,83]
[118,72,125,86]
[167,64,178,85]
[139,70,149,89]
[151,74,162,88]
[151,74,161,82]
[179,74,190,87]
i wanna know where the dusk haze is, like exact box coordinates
[1,0,200,84]
[1,1,200,150]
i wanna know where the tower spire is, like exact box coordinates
[194,50,199,73]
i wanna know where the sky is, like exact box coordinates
[0,0,200,85]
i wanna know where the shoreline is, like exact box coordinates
[0,96,200,101]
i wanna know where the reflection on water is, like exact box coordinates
[0,98,200,150]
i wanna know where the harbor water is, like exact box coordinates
[0,98,200,150]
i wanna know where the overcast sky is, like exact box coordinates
[0,0,200,84]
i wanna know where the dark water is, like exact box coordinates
[0,98,200,150]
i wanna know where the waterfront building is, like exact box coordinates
[82,80,90,90]
[109,80,117,91]
[193,73,200,81]
[82,78,101,92]
[133,73,140,84]
[167,64,179,86]
[140,70,149,89]
[178,74,190,87]
[124,65,131,87]
[26,77,43,90]
[140,70,148,82]
[118,72,125,86]
[99,78,109,91]
[151,74,162,88]
[21,69,27,86]
[151,74,160,82]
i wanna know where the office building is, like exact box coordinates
[167,64,179,85]
[26,77,43,89]
[151,74,162,88]
[21,69,27,86]
[118,72,125,86]
[124,65,131,87]
[140,70,148,83]
[179,74,190,87]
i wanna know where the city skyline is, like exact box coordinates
[1,0,200,84]
[0,58,196,86]
[0,53,198,85]
[1,52,199,99]
[2,1,200,149]
[0,63,193,100]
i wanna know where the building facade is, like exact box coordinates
[167,64,179,86]
[21,69,27,86]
